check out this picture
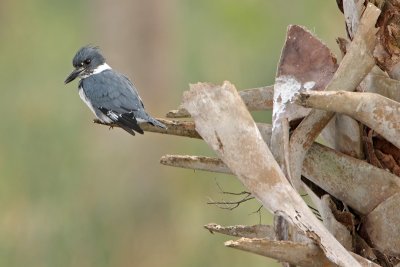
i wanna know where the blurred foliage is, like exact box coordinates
[0,0,344,266]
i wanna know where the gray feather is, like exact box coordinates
[80,69,166,130]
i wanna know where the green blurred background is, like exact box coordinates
[0,1,344,266]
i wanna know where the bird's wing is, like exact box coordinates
[81,70,144,114]
[121,74,145,109]
[81,70,145,134]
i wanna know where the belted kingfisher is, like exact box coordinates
[64,45,166,136]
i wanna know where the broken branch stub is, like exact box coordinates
[205,223,380,267]
[182,81,360,267]
[204,223,275,239]
[161,141,400,216]
[166,85,274,118]
[225,238,380,267]
[160,155,231,174]
[297,91,400,149]
[225,237,333,267]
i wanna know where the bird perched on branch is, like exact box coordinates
[64,45,166,136]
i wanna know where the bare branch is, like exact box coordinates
[166,85,274,118]
[165,108,190,118]
[204,223,275,239]
[205,223,379,267]
[207,182,255,210]
[289,4,380,194]
[160,155,230,173]
[239,85,274,110]
[214,181,250,197]
[225,238,336,267]
[161,141,400,215]
[207,194,254,210]
[94,118,201,138]
[95,119,273,143]
[297,90,400,149]
[183,81,360,266]
[225,238,380,267]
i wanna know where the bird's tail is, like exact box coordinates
[146,115,167,129]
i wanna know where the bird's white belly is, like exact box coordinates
[78,86,112,123]
[78,86,96,114]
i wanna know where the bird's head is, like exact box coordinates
[64,45,106,84]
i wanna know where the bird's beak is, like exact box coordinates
[64,68,84,84]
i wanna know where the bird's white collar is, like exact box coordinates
[81,63,112,79]
[93,63,112,74]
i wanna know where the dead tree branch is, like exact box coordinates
[166,85,274,118]
[161,141,400,215]
[205,223,380,267]
[204,223,275,239]
[182,81,360,266]
[288,4,380,192]
[296,90,400,149]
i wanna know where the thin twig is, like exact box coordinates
[207,196,255,210]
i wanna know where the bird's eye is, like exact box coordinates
[80,62,84,67]
[84,59,91,65]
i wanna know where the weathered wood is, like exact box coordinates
[288,4,380,195]
[225,238,334,267]
[183,81,360,266]
[166,85,274,118]
[204,223,275,239]
[161,142,400,215]
[363,192,400,256]
[225,238,379,267]
[205,223,380,267]
[297,91,400,149]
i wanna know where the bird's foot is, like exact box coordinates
[93,119,114,129]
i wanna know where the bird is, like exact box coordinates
[64,45,166,136]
